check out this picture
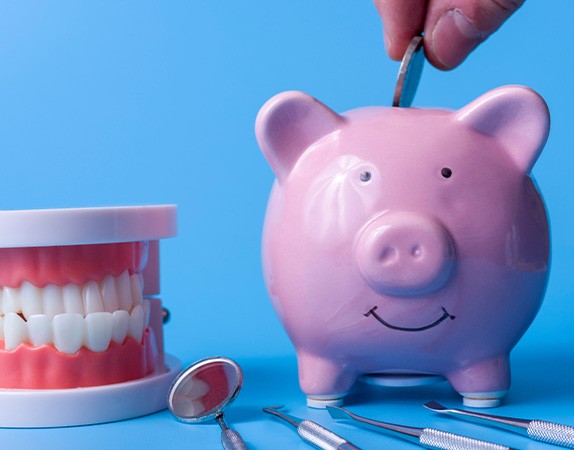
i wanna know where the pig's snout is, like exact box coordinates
[356,212,456,297]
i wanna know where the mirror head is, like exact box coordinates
[168,356,243,423]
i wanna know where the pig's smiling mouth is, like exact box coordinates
[364,306,455,332]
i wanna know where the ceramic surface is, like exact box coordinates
[256,86,550,408]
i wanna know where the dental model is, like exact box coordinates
[0,205,179,427]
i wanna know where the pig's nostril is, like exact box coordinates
[379,246,398,264]
[411,245,422,259]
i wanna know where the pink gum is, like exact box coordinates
[0,242,147,288]
[0,331,156,389]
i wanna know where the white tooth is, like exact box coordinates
[53,313,84,354]
[43,285,65,319]
[130,274,143,307]
[84,312,113,352]
[101,275,119,313]
[112,310,130,344]
[4,313,28,350]
[21,282,43,319]
[137,272,145,294]
[188,400,208,417]
[0,288,4,315]
[0,316,4,340]
[128,304,144,344]
[142,298,151,327]
[3,287,21,314]
[116,271,132,311]
[63,284,84,315]
[186,378,210,399]
[27,314,52,346]
[83,281,104,314]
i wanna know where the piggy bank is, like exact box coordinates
[256,86,550,408]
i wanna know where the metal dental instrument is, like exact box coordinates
[262,406,362,450]
[327,405,515,450]
[424,401,574,448]
[168,357,248,450]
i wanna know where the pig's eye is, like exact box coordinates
[360,171,372,182]
[441,167,452,178]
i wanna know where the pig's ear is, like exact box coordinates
[256,91,343,181]
[456,85,550,174]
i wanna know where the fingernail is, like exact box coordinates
[383,29,393,55]
[431,9,483,69]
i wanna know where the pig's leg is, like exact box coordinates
[297,351,358,408]
[446,355,510,408]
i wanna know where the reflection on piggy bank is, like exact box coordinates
[256,86,550,408]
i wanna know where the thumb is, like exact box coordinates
[424,0,525,70]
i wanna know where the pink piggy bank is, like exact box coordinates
[256,86,550,408]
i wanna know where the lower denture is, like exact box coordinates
[0,242,158,389]
[0,332,156,389]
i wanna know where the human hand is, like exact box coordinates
[373,0,524,70]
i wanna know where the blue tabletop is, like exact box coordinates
[2,347,573,450]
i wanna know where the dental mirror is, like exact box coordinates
[168,356,248,450]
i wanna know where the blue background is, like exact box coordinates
[0,1,573,449]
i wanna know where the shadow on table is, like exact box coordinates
[227,350,574,425]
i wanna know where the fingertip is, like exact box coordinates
[425,9,483,70]
[385,28,425,62]
[374,0,426,61]
[423,0,525,70]
[385,34,408,62]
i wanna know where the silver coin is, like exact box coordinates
[392,35,425,107]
